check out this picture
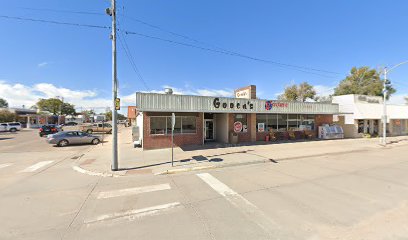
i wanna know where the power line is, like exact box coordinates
[13,6,341,76]
[124,30,338,78]
[0,15,109,29]
[116,18,150,91]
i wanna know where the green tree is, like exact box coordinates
[36,98,76,115]
[0,110,16,122]
[0,98,8,108]
[314,95,333,103]
[278,82,316,102]
[333,67,396,99]
[105,111,126,121]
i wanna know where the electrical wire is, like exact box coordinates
[0,15,109,29]
[13,6,342,76]
[117,22,151,91]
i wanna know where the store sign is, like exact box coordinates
[213,98,254,110]
[234,121,243,132]
[265,101,289,110]
[258,123,265,132]
[235,89,250,99]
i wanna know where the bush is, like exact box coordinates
[0,110,17,122]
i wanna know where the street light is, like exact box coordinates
[380,60,408,145]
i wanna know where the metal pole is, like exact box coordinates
[382,67,387,145]
[111,0,119,171]
[171,127,174,167]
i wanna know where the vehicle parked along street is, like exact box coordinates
[39,124,62,137]
[46,131,101,147]
[80,122,112,134]
[0,122,22,132]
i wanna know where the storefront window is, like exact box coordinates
[256,114,267,132]
[300,114,315,130]
[287,114,299,131]
[234,114,248,132]
[181,116,196,133]
[150,117,167,135]
[151,116,196,135]
[277,114,287,131]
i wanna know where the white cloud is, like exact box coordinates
[37,62,49,68]
[314,85,335,96]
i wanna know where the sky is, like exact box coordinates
[1,0,408,114]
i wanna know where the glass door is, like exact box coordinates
[205,120,214,141]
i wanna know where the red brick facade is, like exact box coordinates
[228,113,252,143]
[142,112,203,150]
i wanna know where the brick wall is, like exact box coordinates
[142,112,203,150]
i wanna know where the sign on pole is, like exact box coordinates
[115,98,120,110]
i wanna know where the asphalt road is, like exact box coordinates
[1,129,408,239]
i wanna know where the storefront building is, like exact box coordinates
[333,94,408,138]
[135,86,340,150]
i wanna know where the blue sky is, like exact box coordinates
[1,0,408,112]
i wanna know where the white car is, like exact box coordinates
[0,122,22,132]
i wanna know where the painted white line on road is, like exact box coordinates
[197,173,280,237]
[97,183,171,199]
[84,202,181,225]
[19,161,54,173]
[0,163,13,169]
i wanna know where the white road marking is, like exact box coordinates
[97,183,171,199]
[84,202,181,224]
[19,161,54,173]
[197,173,280,237]
[0,163,13,169]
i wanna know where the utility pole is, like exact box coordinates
[382,67,387,145]
[107,0,118,170]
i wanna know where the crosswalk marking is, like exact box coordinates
[97,183,171,199]
[84,202,181,224]
[197,173,280,238]
[0,163,13,169]
[19,161,54,173]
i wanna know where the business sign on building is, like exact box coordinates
[136,92,339,114]
[235,89,250,99]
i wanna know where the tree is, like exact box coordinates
[36,98,76,115]
[333,67,396,99]
[105,111,126,121]
[278,82,316,102]
[0,110,16,122]
[0,98,8,108]
[314,95,333,103]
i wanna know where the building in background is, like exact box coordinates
[333,94,408,138]
[135,85,339,150]
[127,106,137,126]
[1,107,63,128]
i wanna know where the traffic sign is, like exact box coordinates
[233,121,243,133]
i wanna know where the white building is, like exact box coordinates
[333,94,408,138]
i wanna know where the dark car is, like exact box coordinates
[39,124,62,137]
[63,122,78,126]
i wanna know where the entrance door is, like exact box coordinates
[204,120,215,141]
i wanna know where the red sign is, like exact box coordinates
[234,121,243,133]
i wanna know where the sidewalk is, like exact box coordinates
[73,127,408,176]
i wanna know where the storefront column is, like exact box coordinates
[369,120,374,134]
[26,116,31,128]
[250,113,256,142]
[363,120,368,134]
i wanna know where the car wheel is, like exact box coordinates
[87,129,93,134]
[91,138,100,145]
[58,139,69,147]
[10,128,17,132]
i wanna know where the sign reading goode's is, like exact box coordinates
[213,98,254,110]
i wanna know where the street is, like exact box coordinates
[1,129,408,239]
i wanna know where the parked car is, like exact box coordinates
[0,122,22,132]
[39,124,63,137]
[80,122,112,134]
[46,131,101,147]
[62,122,78,126]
